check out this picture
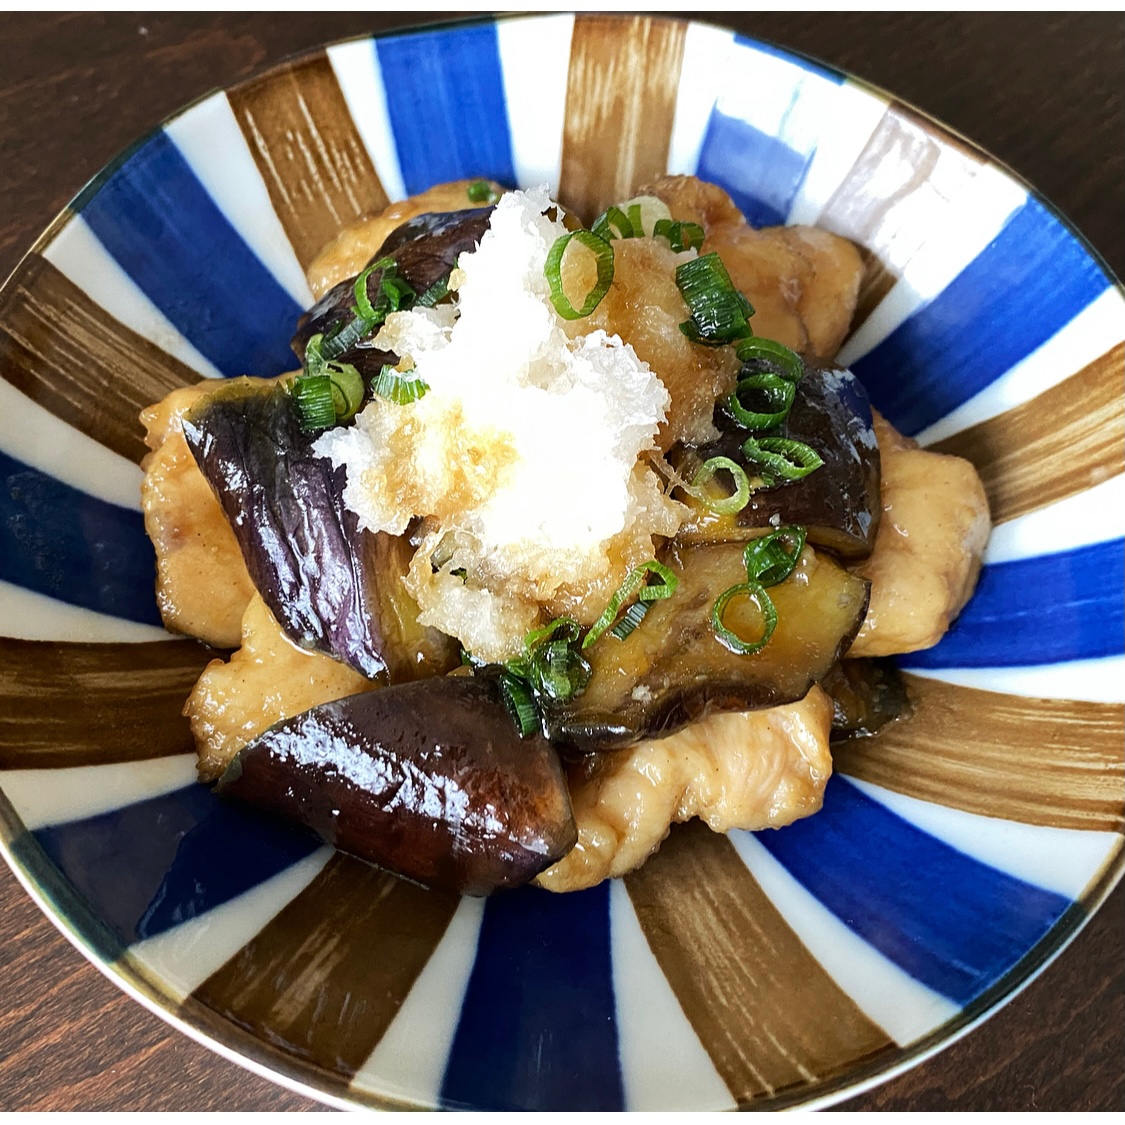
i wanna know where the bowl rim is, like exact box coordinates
[0,11,1121,1112]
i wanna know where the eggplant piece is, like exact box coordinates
[820,659,913,740]
[216,675,577,895]
[676,365,881,560]
[543,540,870,753]
[290,207,494,380]
[181,377,457,681]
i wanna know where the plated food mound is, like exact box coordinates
[140,175,990,896]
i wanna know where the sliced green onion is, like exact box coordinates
[676,252,755,345]
[545,229,615,320]
[635,559,678,601]
[583,560,678,649]
[685,456,751,515]
[591,205,634,242]
[711,581,778,655]
[467,179,500,204]
[535,638,592,701]
[735,336,803,383]
[292,374,337,431]
[320,315,376,360]
[626,203,645,238]
[328,363,365,422]
[371,364,430,405]
[741,436,824,482]
[381,274,415,311]
[743,526,807,587]
[417,273,451,307]
[523,616,583,652]
[499,673,540,737]
[609,600,649,640]
[352,264,382,321]
[300,334,365,425]
[652,218,705,253]
[727,372,796,430]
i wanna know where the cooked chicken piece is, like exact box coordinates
[848,412,991,657]
[306,178,502,299]
[186,593,377,781]
[561,234,741,449]
[642,174,864,361]
[536,686,833,893]
[140,383,258,648]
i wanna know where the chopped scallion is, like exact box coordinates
[741,436,824,482]
[652,218,705,253]
[371,364,429,405]
[727,372,796,430]
[609,600,650,640]
[711,581,778,655]
[735,336,804,383]
[583,560,678,649]
[591,205,634,243]
[498,673,540,737]
[292,374,337,431]
[743,526,807,587]
[685,456,751,515]
[467,179,500,204]
[544,229,615,320]
[676,253,755,345]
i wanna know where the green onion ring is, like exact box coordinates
[685,456,752,515]
[591,205,634,242]
[328,363,365,422]
[743,526,807,587]
[352,264,382,321]
[371,365,430,405]
[467,179,500,204]
[498,673,540,737]
[676,252,755,345]
[545,229,615,320]
[735,336,804,382]
[741,436,824,482]
[727,373,796,430]
[653,218,705,253]
[582,560,679,649]
[292,374,337,432]
[711,581,778,655]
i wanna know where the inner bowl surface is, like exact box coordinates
[0,14,1122,1112]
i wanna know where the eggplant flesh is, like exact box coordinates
[543,540,870,753]
[290,207,494,380]
[181,378,457,682]
[676,365,881,561]
[216,676,577,895]
[820,659,913,740]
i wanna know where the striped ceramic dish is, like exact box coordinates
[1,14,1121,1112]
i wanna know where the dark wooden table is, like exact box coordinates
[1,12,1121,1112]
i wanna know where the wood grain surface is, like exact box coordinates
[1,10,1121,1113]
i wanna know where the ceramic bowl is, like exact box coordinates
[1,13,1122,1112]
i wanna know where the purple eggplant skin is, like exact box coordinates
[215,675,578,896]
[181,377,457,682]
[820,658,913,741]
[290,207,494,380]
[678,365,881,561]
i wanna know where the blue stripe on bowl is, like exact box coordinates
[78,130,303,379]
[899,538,1125,670]
[440,882,623,1111]
[694,35,843,230]
[375,23,516,197]
[30,783,320,948]
[0,448,160,626]
[755,776,1072,1006]
[851,197,1111,436]
[696,116,813,230]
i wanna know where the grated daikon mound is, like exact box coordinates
[314,188,684,662]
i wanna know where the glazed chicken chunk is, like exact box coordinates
[848,412,991,657]
[536,686,834,893]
